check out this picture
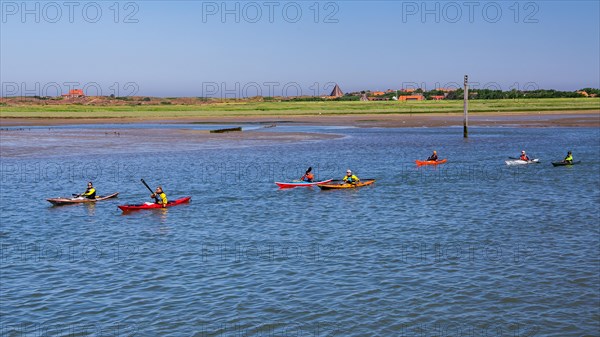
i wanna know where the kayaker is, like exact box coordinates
[300,167,314,182]
[343,170,360,185]
[427,151,438,161]
[80,182,96,199]
[520,151,530,161]
[150,186,168,207]
[563,151,573,164]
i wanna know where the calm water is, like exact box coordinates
[1,125,599,337]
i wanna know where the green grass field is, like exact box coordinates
[1,98,598,119]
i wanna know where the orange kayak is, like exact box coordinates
[416,159,447,166]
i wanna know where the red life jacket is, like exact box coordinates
[303,173,314,181]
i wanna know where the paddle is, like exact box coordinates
[141,179,159,203]
[140,178,153,193]
[509,156,534,162]
[510,154,535,161]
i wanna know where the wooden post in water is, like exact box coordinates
[463,75,469,138]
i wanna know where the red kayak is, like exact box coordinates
[118,196,191,211]
[416,159,447,166]
[275,179,333,188]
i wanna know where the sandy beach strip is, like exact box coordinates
[0,127,343,158]
[1,111,599,128]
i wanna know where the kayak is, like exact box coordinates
[505,159,540,166]
[552,161,581,167]
[118,196,191,211]
[47,192,119,206]
[416,159,447,166]
[317,179,376,190]
[275,179,333,188]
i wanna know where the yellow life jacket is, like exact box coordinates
[156,192,168,205]
[82,187,96,199]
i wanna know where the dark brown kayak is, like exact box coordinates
[47,192,119,206]
[552,161,581,167]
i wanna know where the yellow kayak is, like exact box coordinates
[317,179,375,190]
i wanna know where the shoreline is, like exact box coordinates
[1,111,599,128]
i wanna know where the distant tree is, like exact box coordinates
[507,89,519,99]
[445,90,459,100]
[334,96,360,101]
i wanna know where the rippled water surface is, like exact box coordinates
[1,125,599,336]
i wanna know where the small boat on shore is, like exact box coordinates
[416,159,447,166]
[118,196,191,211]
[47,192,119,206]
[209,127,242,133]
[275,179,333,189]
[317,179,376,190]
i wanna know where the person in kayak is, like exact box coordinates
[80,182,96,199]
[520,151,530,161]
[343,170,360,185]
[150,186,168,207]
[300,167,314,182]
[563,151,573,164]
[427,151,438,161]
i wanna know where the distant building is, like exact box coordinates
[400,88,416,93]
[399,94,424,101]
[435,88,457,93]
[372,91,385,96]
[329,84,343,98]
[577,91,589,97]
[62,89,85,98]
[430,95,445,100]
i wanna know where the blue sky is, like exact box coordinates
[1,1,599,97]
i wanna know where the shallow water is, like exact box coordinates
[1,126,599,336]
